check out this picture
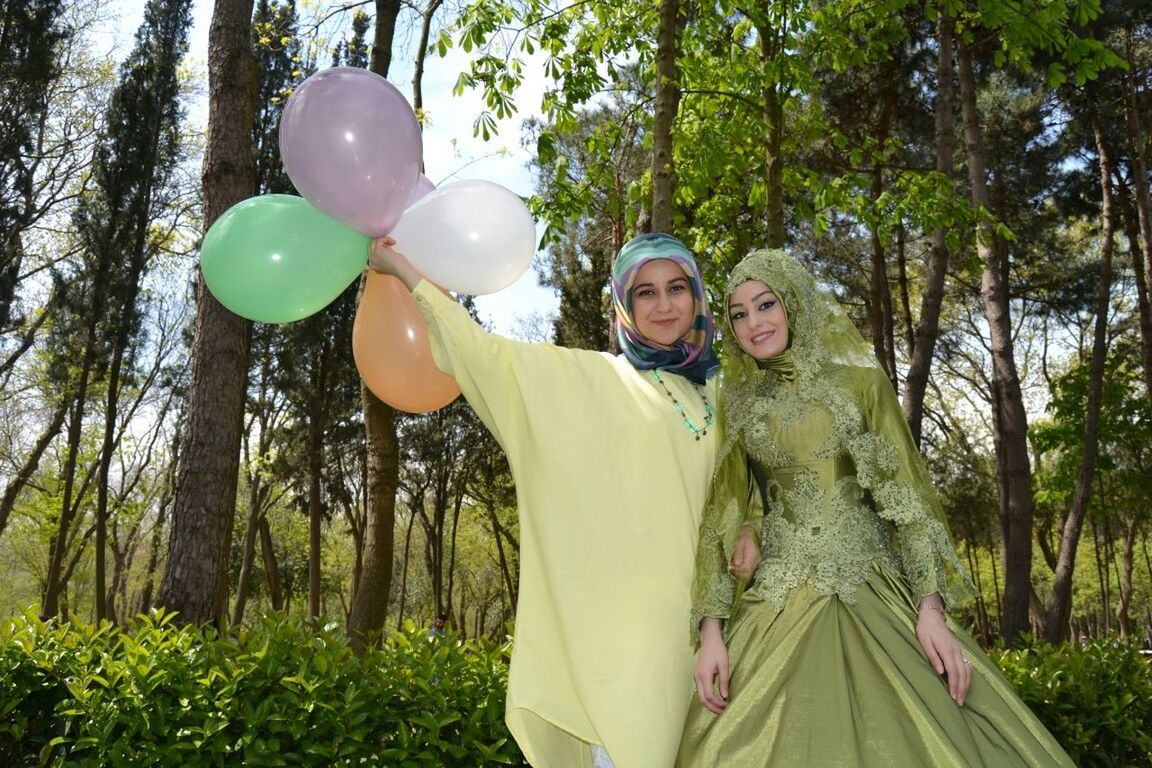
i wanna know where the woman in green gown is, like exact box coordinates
[677,249,1074,767]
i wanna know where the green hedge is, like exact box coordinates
[3,612,1149,766]
[0,610,527,767]
[990,638,1152,767]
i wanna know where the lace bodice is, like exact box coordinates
[690,364,972,635]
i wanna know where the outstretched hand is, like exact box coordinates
[729,523,761,583]
[916,601,972,706]
[368,236,420,289]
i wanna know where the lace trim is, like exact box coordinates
[742,472,900,614]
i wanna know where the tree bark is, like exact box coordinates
[345,0,403,654]
[369,0,401,77]
[257,514,283,610]
[0,395,67,536]
[307,381,324,621]
[1121,36,1152,415]
[1115,520,1137,638]
[753,15,784,247]
[347,387,399,651]
[411,0,443,119]
[651,0,680,233]
[157,0,257,626]
[903,7,955,445]
[1040,90,1115,643]
[394,504,416,631]
[956,38,1035,645]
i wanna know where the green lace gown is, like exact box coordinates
[676,362,1075,768]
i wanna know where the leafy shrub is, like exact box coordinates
[9,611,1148,767]
[990,638,1152,767]
[0,610,527,767]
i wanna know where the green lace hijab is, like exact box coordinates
[693,250,971,633]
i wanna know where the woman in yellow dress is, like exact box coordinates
[677,248,1074,767]
[369,232,757,768]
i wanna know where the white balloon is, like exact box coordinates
[389,179,536,295]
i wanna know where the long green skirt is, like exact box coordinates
[676,565,1074,767]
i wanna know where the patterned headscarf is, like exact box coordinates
[611,233,718,384]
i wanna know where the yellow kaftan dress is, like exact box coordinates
[413,281,717,767]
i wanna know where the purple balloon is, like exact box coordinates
[280,67,423,237]
[405,174,436,210]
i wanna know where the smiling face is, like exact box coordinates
[630,258,696,346]
[728,279,789,360]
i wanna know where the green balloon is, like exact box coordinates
[201,194,370,323]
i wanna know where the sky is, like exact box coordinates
[97,0,560,336]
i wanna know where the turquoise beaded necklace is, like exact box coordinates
[651,370,714,440]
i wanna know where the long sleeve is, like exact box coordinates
[689,432,763,642]
[411,280,553,452]
[851,367,973,607]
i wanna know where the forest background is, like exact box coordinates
[1,0,1150,659]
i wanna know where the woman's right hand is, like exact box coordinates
[694,618,730,715]
[368,236,421,289]
[729,522,761,582]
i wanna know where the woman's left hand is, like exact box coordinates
[916,603,972,706]
[728,523,761,583]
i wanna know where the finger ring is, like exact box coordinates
[962,657,971,665]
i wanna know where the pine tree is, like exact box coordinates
[0,0,66,329]
[41,0,192,620]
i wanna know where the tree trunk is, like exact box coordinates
[0,395,67,536]
[1040,90,1114,643]
[1122,39,1152,414]
[444,485,465,619]
[956,38,1035,646]
[903,7,955,445]
[95,327,138,621]
[394,505,416,631]
[345,0,403,654]
[137,435,177,614]
[347,386,399,651]
[369,0,401,77]
[867,57,897,387]
[753,15,784,247]
[1115,520,1136,638]
[232,505,264,625]
[487,500,517,611]
[1090,514,1109,634]
[411,0,443,119]
[43,374,94,618]
[157,0,257,626]
[257,514,283,610]
[651,0,680,233]
[307,387,324,622]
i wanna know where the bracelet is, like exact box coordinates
[918,601,944,614]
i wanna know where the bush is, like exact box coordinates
[8,611,1147,767]
[990,638,1152,768]
[0,610,527,767]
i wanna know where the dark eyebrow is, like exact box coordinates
[633,276,690,292]
[729,289,776,310]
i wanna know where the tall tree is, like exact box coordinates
[956,36,1037,644]
[903,5,958,445]
[0,0,65,329]
[346,0,403,651]
[650,0,681,233]
[1040,87,1116,641]
[232,0,306,627]
[76,0,192,621]
[158,0,259,625]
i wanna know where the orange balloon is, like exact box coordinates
[353,272,461,412]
